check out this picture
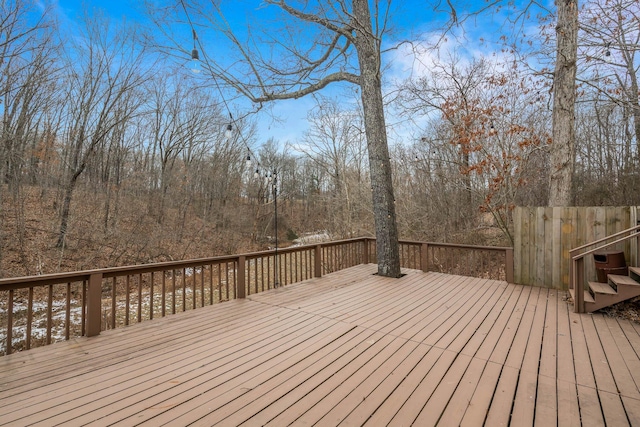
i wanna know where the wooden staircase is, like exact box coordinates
[569,224,640,313]
[571,266,640,313]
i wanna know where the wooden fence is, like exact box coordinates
[514,206,639,289]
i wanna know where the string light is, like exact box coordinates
[190,29,200,74]
[225,123,233,140]
[179,0,273,181]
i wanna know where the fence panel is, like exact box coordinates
[514,206,638,289]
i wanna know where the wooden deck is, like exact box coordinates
[1,264,640,426]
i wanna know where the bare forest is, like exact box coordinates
[1,0,639,279]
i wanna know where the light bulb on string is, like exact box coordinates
[190,29,201,74]
[246,152,252,168]
[225,124,233,140]
[254,169,259,179]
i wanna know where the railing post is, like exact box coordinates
[636,231,640,267]
[314,244,322,278]
[363,238,370,264]
[505,248,514,283]
[421,243,429,273]
[574,257,584,313]
[236,256,246,299]
[86,273,102,337]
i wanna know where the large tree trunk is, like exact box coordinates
[353,0,401,278]
[549,0,578,206]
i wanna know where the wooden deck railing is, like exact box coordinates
[0,238,513,355]
[569,224,640,313]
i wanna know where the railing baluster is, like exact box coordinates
[224,261,229,301]
[111,277,116,329]
[182,268,186,312]
[253,258,258,294]
[209,265,214,305]
[192,268,197,310]
[137,273,142,323]
[162,273,166,316]
[27,287,33,349]
[200,267,205,308]
[65,283,70,340]
[81,280,87,336]
[125,275,130,326]
[171,270,176,314]
[7,289,13,355]
[150,272,154,320]
[47,284,53,344]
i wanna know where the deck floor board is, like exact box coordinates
[1,265,639,426]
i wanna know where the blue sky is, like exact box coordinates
[52,0,549,149]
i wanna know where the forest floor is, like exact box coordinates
[0,185,265,278]
[600,296,640,323]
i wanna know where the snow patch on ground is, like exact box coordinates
[292,231,331,246]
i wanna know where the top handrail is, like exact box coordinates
[0,239,371,290]
[569,224,640,256]
[400,240,512,252]
[571,233,638,261]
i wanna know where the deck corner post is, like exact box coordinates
[575,257,585,313]
[86,273,103,337]
[421,243,429,273]
[237,256,246,299]
[505,247,514,283]
[314,244,322,278]
[362,238,370,265]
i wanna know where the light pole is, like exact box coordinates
[272,170,279,288]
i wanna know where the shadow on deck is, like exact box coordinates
[1,264,639,426]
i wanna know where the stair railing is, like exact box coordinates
[569,224,640,313]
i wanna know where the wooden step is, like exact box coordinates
[588,281,616,295]
[629,266,640,281]
[608,274,640,287]
[569,288,595,304]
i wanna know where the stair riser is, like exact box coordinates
[585,293,627,312]
[585,283,640,313]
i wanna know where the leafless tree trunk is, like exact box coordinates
[549,0,578,206]
[351,0,399,276]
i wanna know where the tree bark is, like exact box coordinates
[352,0,401,277]
[56,166,84,248]
[549,0,578,206]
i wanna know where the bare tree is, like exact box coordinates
[150,0,401,276]
[0,0,59,275]
[299,98,368,238]
[55,14,148,248]
[579,0,640,157]
[549,0,579,206]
